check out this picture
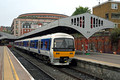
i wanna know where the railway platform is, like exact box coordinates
[74,51,120,79]
[75,51,120,68]
[0,46,34,80]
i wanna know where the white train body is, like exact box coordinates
[14,33,75,65]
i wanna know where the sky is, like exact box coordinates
[0,0,119,26]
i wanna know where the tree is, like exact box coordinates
[72,6,91,16]
[110,28,120,50]
[110,28,120,44]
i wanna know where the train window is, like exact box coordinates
[48,39,51,50]
[27,42,29,47]
[28,42,29,47]
[33,42,35,48]
[20,42,21,46]
[40,39,51,50]
[38,41,41,49]
[23,42,25,46]
[30,41,35,48]
[45,41,48,48]
[41,42,43,49]
[22,42,23,46]
[36,42,38,48]
[30,42,32,47]
[25,42,26,47]
[32,42,33,47]
[53,38,74,51]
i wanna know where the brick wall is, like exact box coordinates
[75,36,120,54]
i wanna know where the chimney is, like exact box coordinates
[98,0,100,5]
[98,2,100,4]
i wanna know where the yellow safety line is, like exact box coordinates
[4,46,14,80]
[2,46,4,80]
[5,46,19,80]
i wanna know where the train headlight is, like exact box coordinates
[70,53,73,54]
[56,53,60,54]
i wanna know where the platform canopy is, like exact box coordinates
[0,32,18,40]
[19,13,115,39]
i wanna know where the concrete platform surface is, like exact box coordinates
[75,53,120,68]
[0,46,34,80]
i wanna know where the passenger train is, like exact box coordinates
[14,33,75,65]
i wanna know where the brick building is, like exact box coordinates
[93,0,120,28]
[0,26,11,33]
[11,13,68,36]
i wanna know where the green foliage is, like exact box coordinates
[72,6,91,16]
[71,33,83,38]
[110,28,120,45]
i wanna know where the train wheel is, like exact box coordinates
[46,58,50,64]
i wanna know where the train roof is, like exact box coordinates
[15,33,74,42]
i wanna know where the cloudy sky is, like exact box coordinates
[0,0,119,26]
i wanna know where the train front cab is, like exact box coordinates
[51,38,75,65]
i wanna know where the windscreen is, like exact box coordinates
[53,38,74,51]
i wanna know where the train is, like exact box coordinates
[14,33,75,65]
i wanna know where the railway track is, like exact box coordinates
[10,48,55,80]
[10,47,102,80]
[10,48,77,80]
[68,67,102,80]
[50,65,102,80]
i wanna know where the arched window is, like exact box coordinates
[71,19,73,25]
[91,17,93,28]
[82,16,85,28]
[74,18,76,25]
[96,19,98,27]
[77,18,79,26]
[99,20,100,26]
[101,21,103,26]
[80,17,82,27]
[93,18,95,27]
